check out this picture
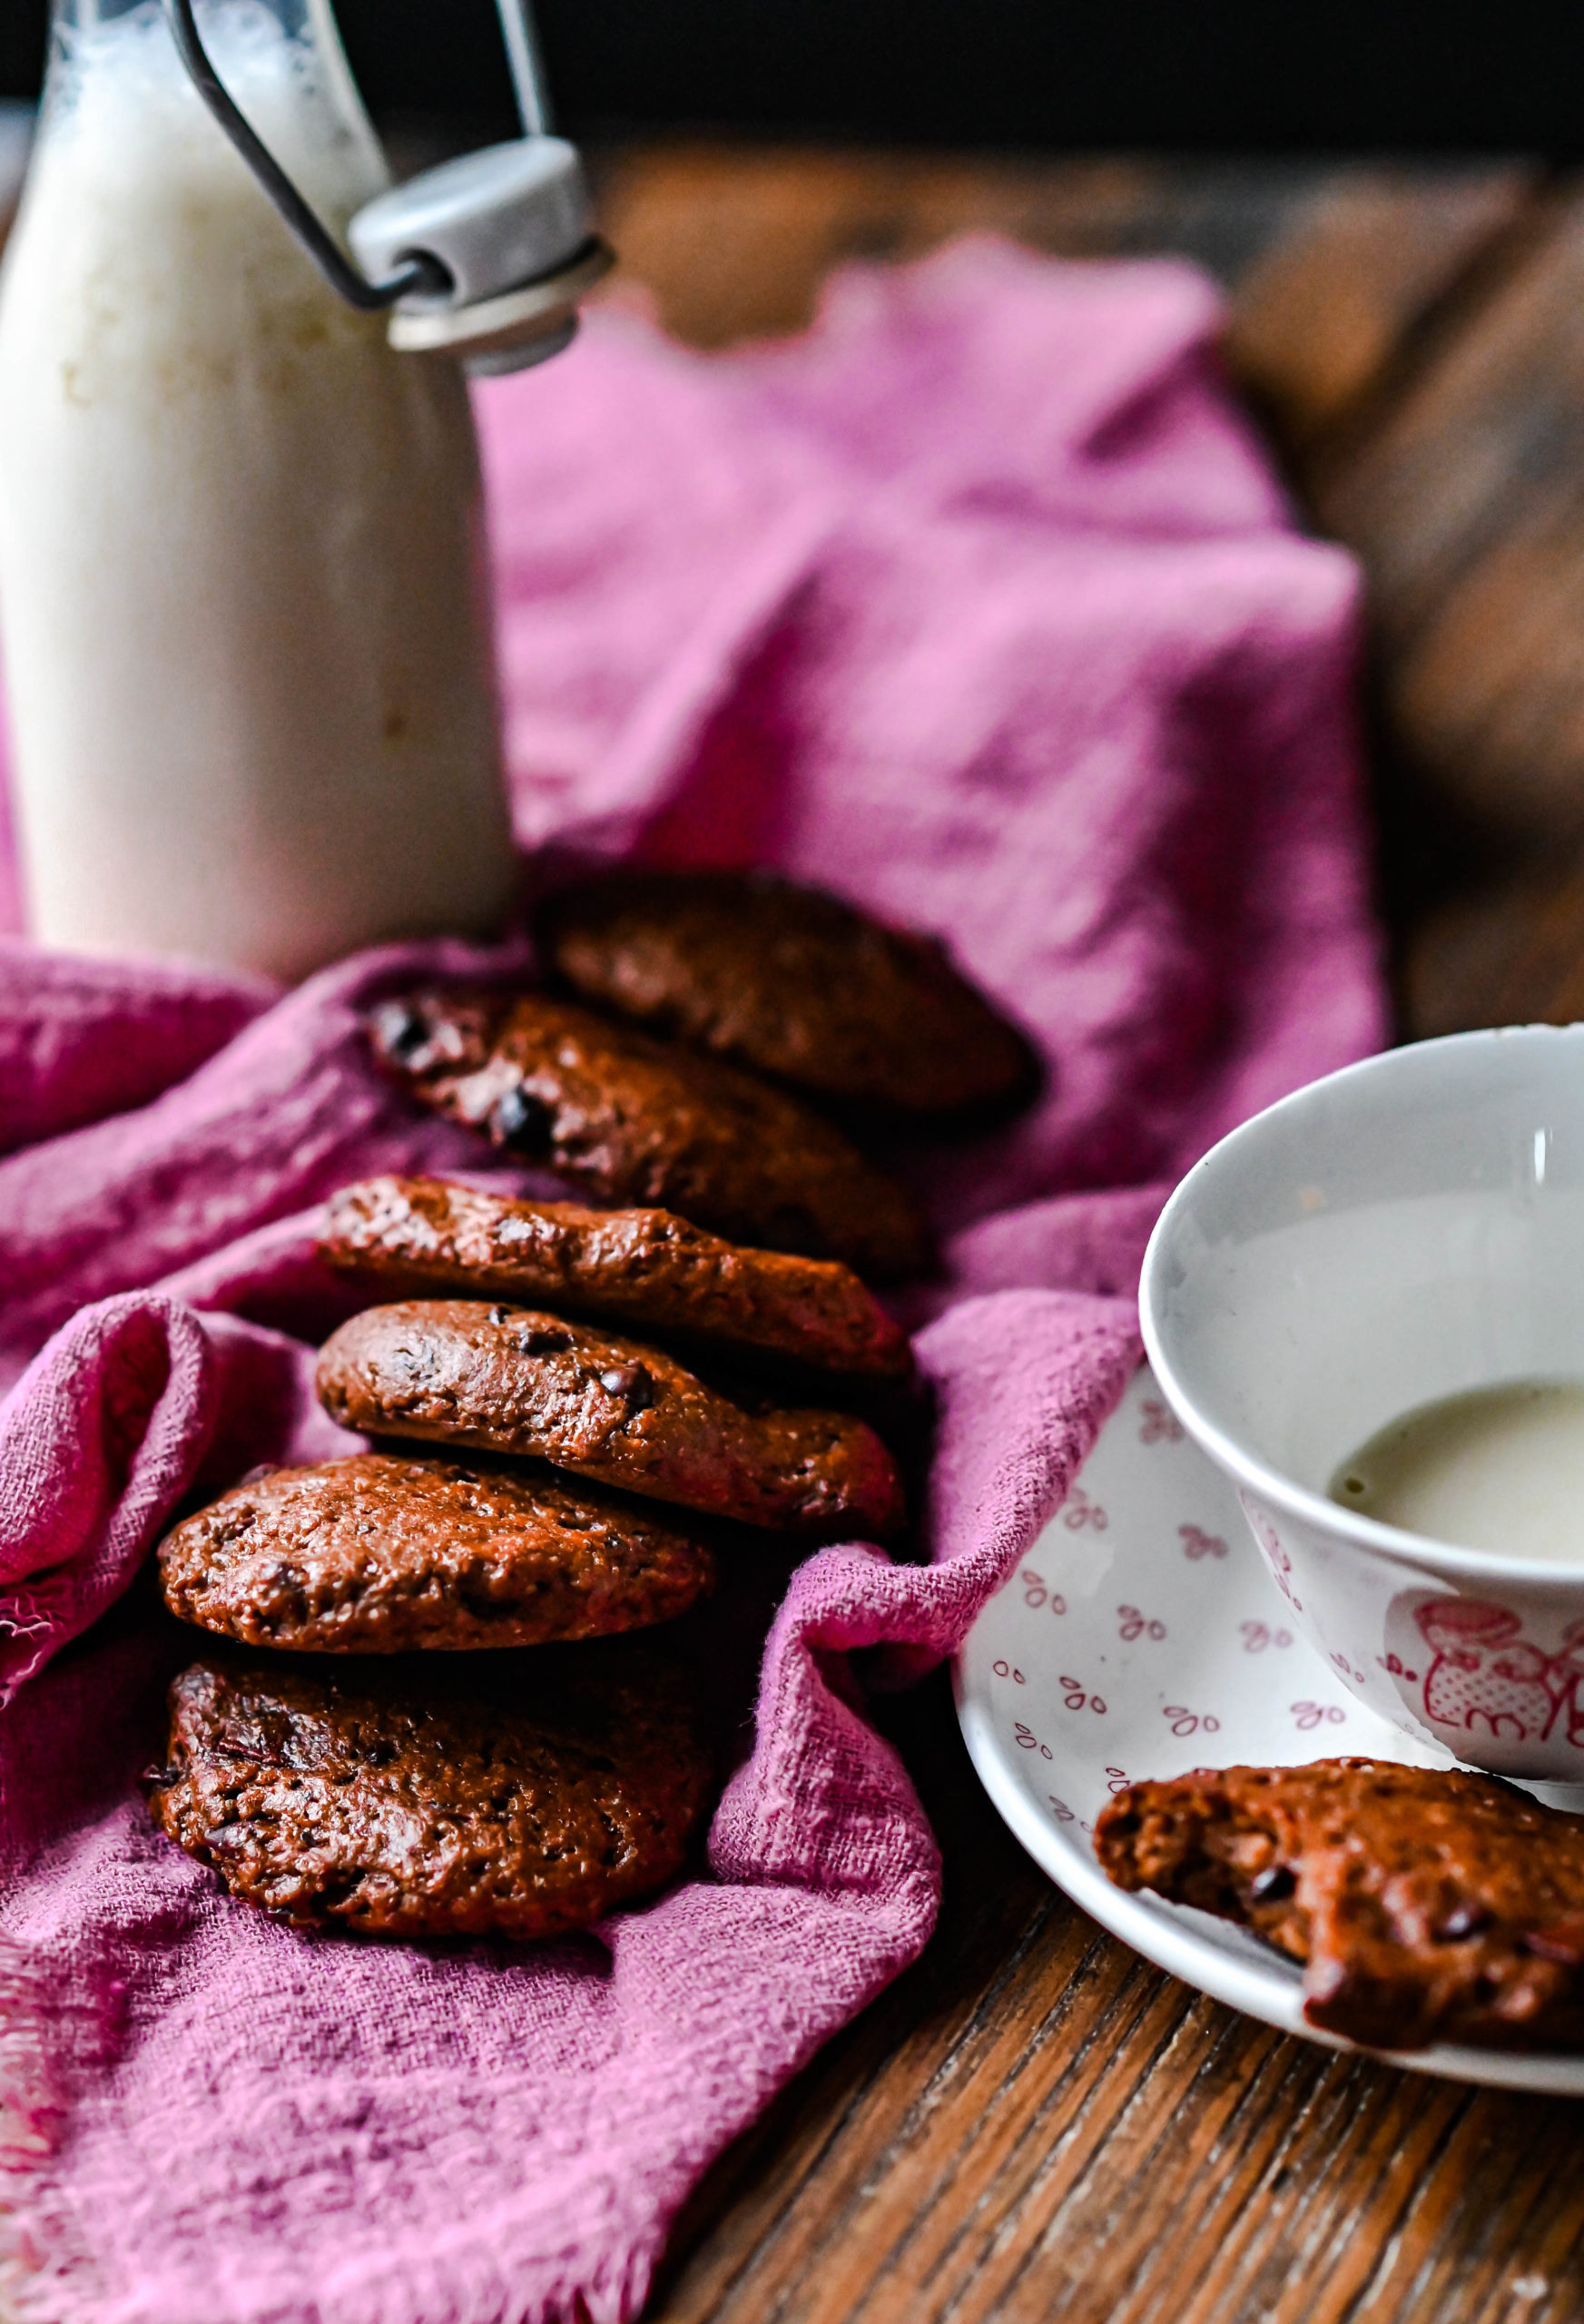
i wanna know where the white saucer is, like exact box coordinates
[953,1363,1584,2093]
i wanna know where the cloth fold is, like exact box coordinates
[0,239,1383,2324]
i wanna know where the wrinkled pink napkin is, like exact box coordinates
[0,241,1383,2324]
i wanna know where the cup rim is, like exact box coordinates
[1138,1022,1584,1588]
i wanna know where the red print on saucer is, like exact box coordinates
[1139,1400,1185,1445]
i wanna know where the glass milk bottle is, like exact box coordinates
[0,0,517,980]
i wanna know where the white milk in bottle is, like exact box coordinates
[0,0,516,980]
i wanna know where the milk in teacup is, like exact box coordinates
[1329,1381,1584,1563]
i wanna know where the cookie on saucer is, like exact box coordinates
[1097,1757,1584,2051]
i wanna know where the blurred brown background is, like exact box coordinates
[8,1,1584,151]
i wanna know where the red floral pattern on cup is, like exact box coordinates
[1240,1498,1304,1612]
[1413,1600,1558,1745]
[1557,1619,1584,1748]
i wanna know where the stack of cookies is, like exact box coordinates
[367,868,1042,1283]
[148,873,1037,1951]
[146,1180,918,1947]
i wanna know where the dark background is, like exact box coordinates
[5,1,1584,151]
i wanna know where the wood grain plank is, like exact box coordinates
[595,142,1534,411]
[1350,2092,1584,2324]
[595,144,1530,355]
[1274,174,1584,1037]
[592,145,1303,350]
[1223,163,1538,452]
[1311,183,1584,849]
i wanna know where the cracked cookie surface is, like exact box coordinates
[316,1299,906,1541]
[158,1450,715,1653]
[366,988,931,1282]
[320,1175,911,1387]
[149,1642,712,1940]
[537,871,1040,1124]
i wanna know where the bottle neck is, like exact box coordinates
[40,0,389,220]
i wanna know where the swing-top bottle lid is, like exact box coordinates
[347,135,610,372]
[349,138,590,312]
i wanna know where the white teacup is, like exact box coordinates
[1140,1024,1584,1784]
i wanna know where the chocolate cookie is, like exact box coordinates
[366,988,930,1283]
[320,1176,912,1387]
[1096,1757,1584,2051]
[156,1451,714,1653]
[148,1642,712,1940]
[316,1299,906,1541]
[537,871,1040,1123]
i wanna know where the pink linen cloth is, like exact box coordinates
[0,240,1384,2324]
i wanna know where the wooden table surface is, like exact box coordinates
[587,144,1584,2324]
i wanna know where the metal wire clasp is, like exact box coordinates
[159,0,607,369]
[162,0,445,309]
